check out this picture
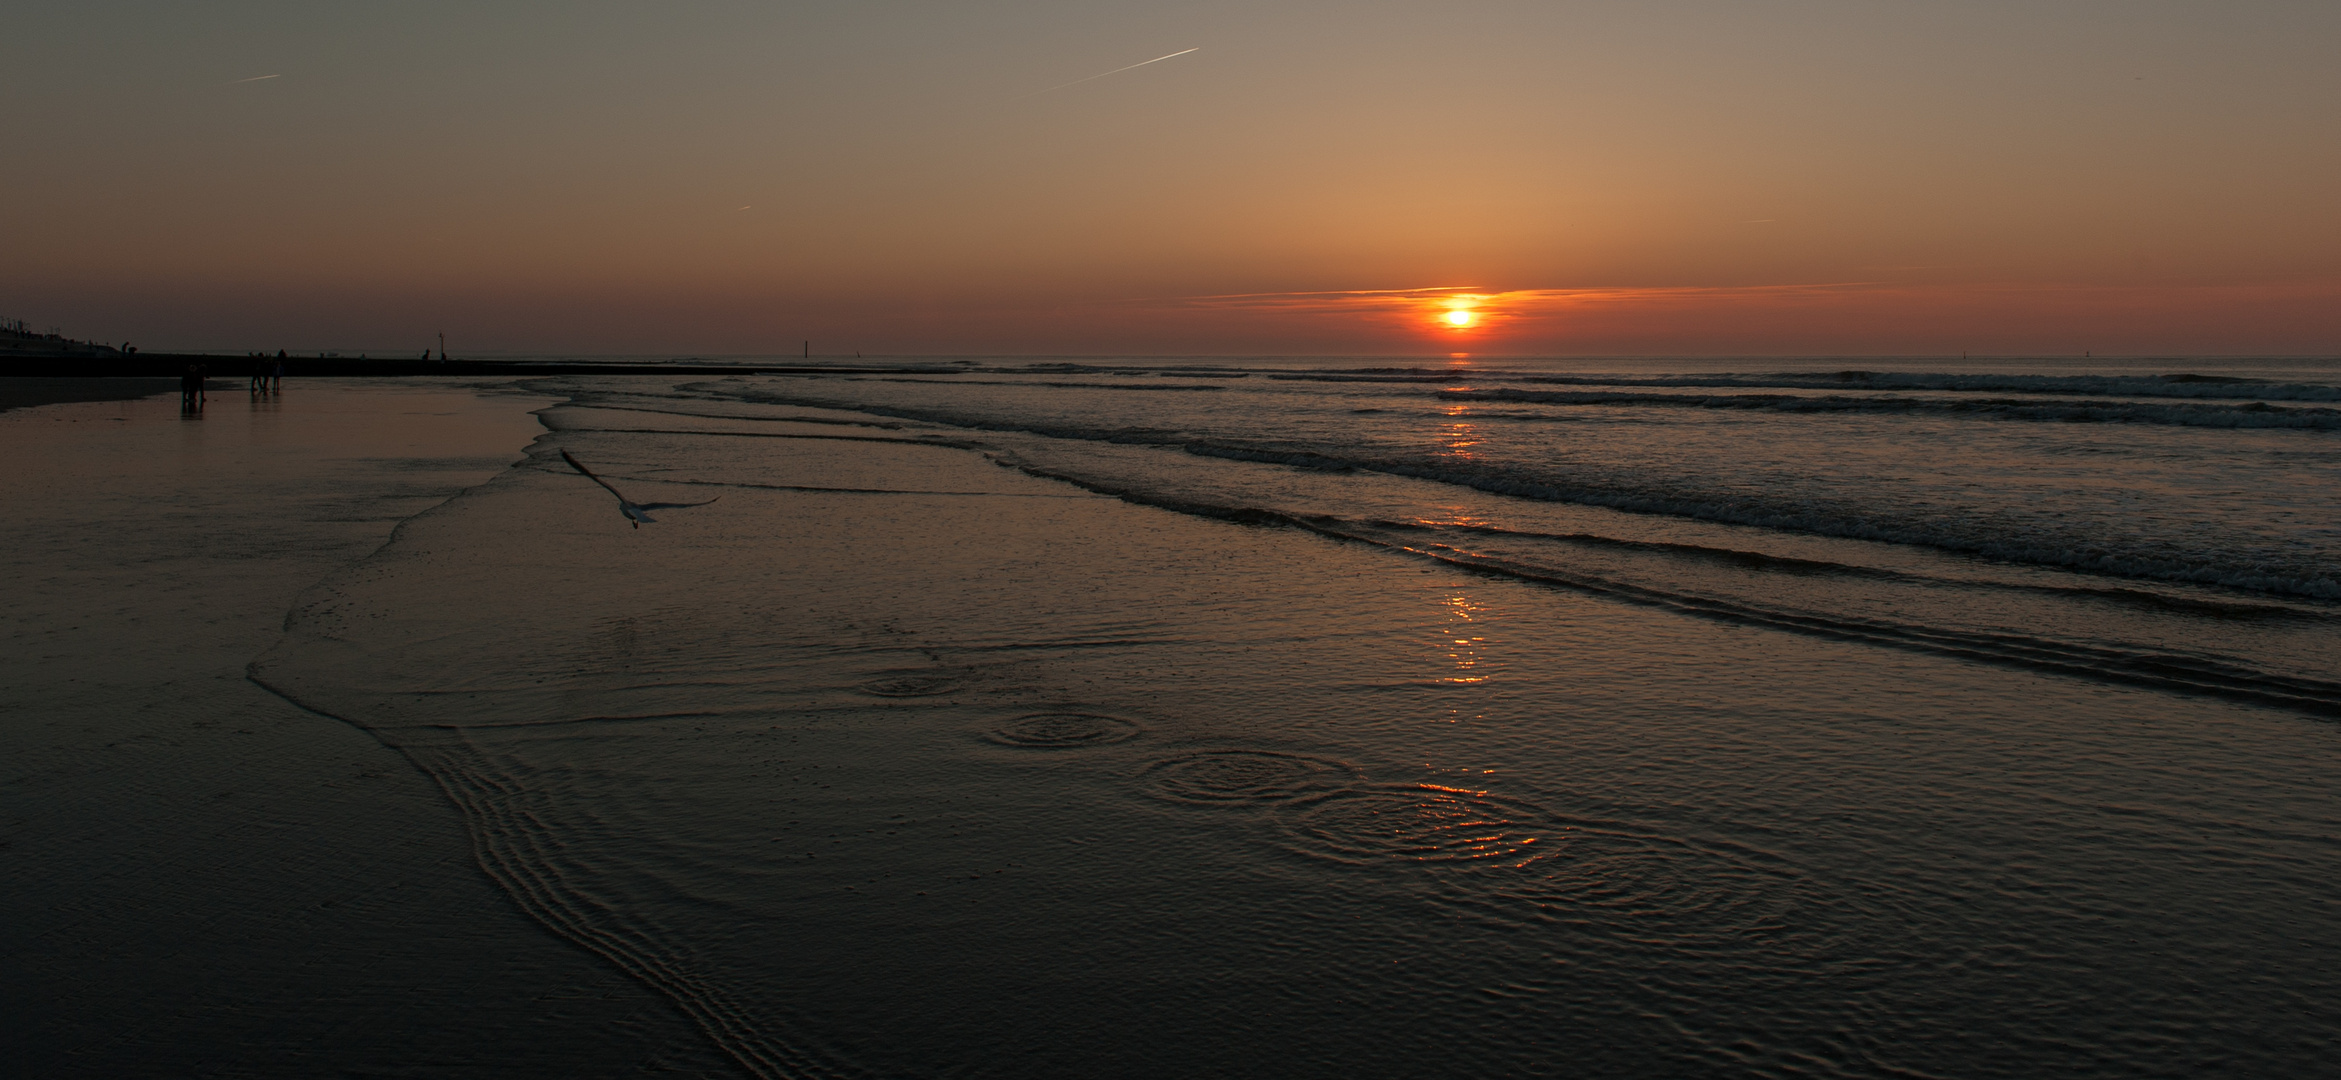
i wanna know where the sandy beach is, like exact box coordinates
[9,368,2340,1078]
[0,378,180,414]
[1,382,734,1077]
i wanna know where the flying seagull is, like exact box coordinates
[561,449,718,528]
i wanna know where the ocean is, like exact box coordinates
[15,357,2341,1077]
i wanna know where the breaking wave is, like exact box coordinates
[1437,389,2341,430]
[702,383,2341,602]
[1277,368,2341,402]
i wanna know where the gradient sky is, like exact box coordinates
[6,1,2337,356]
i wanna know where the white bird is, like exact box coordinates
[561,449,718,528]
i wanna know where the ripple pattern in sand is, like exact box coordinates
[1274,784,1549,865]
[1430,825,1806,951]
[1367,815,1807,951]
[1140,749,1361,805]
[1271,783,1805,946]
[857,671,964,697]
[984,712,1140,748]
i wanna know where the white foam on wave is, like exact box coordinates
[719,382,2341,602]
[985,455,2341,714]
[1283,369,2341,402]
[1171,443,2341,600]
[1439,389,2341,430]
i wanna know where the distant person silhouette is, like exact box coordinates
[271,357,284,392]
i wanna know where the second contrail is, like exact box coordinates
[1021,47,1198,98]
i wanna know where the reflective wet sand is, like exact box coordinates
[250,376,2341,1078]
[0,383,733,1077]
[11,375,2339,1078]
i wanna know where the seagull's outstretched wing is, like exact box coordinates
[561,449,630,501]
[635,497,720,510]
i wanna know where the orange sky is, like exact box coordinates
[6,1,2337,356]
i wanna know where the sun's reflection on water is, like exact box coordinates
[1437,404,1481,461]
[1441,592,1489,686]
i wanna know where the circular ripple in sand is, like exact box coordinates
[985,712,1140,748]
[1428,825,1804,950]
[1275,784,1549,865]
[858,672,963,698]
[1140,750,1360,805]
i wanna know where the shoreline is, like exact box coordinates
[3,381,739,1077]
[0,376,178,413]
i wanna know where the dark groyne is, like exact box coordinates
[1,355,942,378]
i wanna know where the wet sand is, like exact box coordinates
[0,384,736,1077]
[12,373,2339,1078]
[252,375,2341,1077]
[0,377,178,413]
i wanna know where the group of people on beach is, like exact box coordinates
[178,351,287,411]
[248,351,286,395]
[179,363,207,410]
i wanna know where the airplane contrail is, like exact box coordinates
[1021,48,1198,99]
[233,74,281,83]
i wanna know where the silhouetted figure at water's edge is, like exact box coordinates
[180,363,206,411]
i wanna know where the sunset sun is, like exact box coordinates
[1444,308,1474,327]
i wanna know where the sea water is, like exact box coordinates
[253,357,2341,1077]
